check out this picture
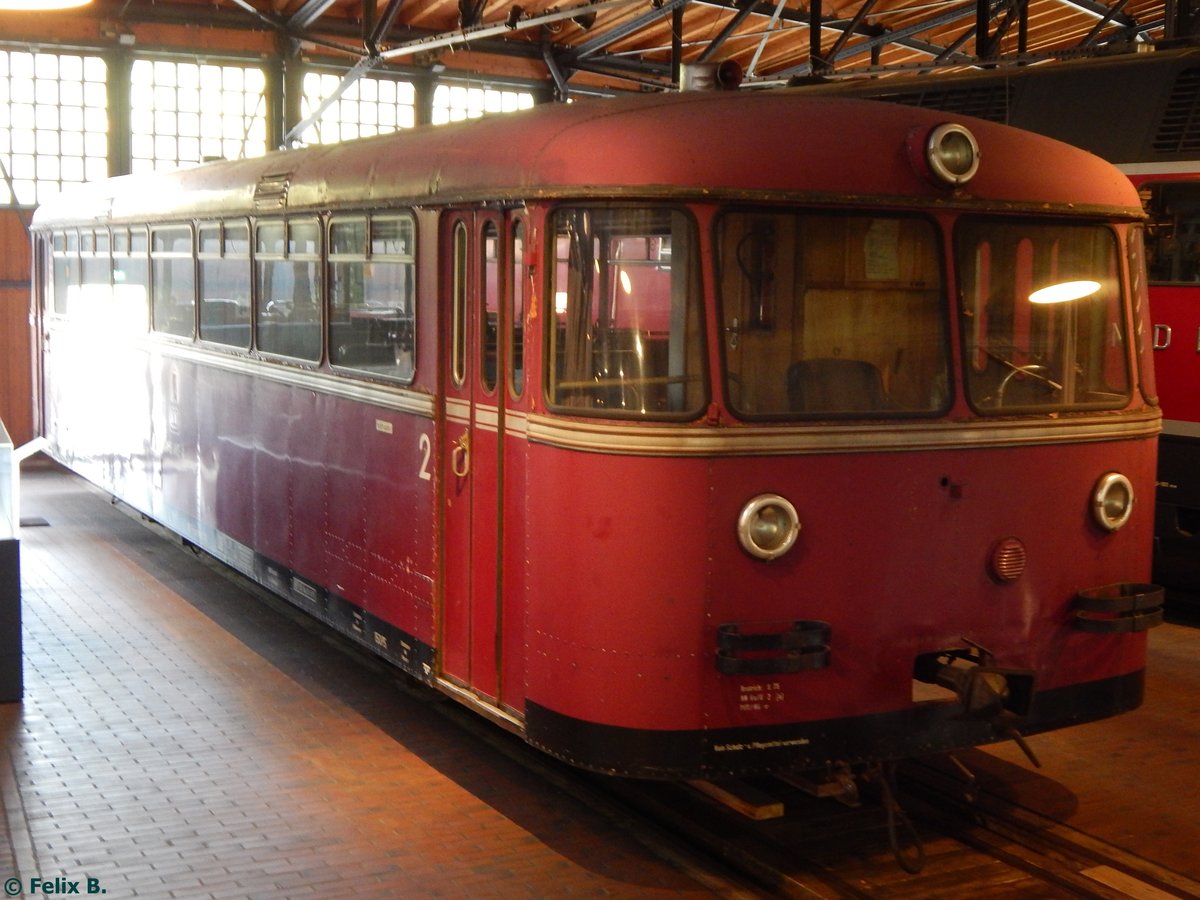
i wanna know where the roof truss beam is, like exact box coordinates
[366,0,407,53]
[692,0,976,71]
[290,0,339,31]
[697,0,758,63]
[1080,0,1132,45]
[764,0,994,80]
[559,0,692,65]
[97,0,1171,98]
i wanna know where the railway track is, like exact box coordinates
[173,524,1196,898]
[590,757,1200,898]
[275,604,1196,899]
[899,756,1198,899]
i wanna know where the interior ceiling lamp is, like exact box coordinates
[0,0,92,9]
[1029,280,1102,304]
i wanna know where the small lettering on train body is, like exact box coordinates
[713,737,810,753]
[738,682,785,712]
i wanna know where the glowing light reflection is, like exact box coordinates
[0,0,91,8]
[1029,280,1101,304]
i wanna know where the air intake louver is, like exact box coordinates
[254,173,291,210]
[1153,67,1200,155]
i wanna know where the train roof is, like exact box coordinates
[31,89,1141,229]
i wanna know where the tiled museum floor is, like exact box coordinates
[1,467,729,898]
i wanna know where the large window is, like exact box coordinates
[958,219,1129,412]
[298,72,416,145]
[432,84,534,125]
[0,51,107,206]
[718,211,948,418]
[130,60,267,171]
[3,54,540,205]
[550,207,706,418]
[328,213,416,381]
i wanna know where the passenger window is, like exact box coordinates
[452,221,468,387]
[199,221,251,348]
[509,220,526,398]
[80,229,110,311]
[113,227,149,331]
[328,214,416,381]
[256,218,321,361]
[151,225,195,338]
[51,230,76,315]
[481,221,500,393]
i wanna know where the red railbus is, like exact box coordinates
[799,48,1200,598]
[29,91,1162,780]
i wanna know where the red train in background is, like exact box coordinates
[29,89,1163,781]
[802,47,1200,600]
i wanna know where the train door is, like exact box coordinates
[440,210,506,702]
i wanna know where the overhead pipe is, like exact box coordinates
[378,0,647,64]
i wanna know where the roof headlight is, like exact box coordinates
[737,494,801,561]
[925,123,980,187]
[1092,472,1134,532]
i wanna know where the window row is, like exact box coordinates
[4,50,536,206]
[49,215,417,382]
[548,206,1132,420]
[49,204,1130,420]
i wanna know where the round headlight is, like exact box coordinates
[1092,472,1134,532]
[926,123,980,186]
[737,494,801,560]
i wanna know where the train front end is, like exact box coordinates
[520,95,1162,779]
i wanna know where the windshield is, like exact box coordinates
[549,207,706,418]
[717,210,949,418]
[957,219,1130,412]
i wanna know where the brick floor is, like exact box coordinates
[8,466,1200,897]
[1,468,726,898]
